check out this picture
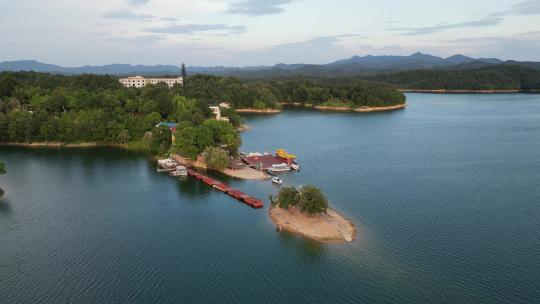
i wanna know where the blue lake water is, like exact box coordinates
[1,93,539,303]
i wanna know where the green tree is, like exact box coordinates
[253,100,266,110]
[0,112,8,142]
[202,119,240,154]
[204,146,229,171]
[220,133,241,155]
[150,125,172,155]
[299,185,328,214]
[0,76,19,97]
[193,125,214,151]
[276,186,300,209]
[143,112,162,130]
[174,127,199,159]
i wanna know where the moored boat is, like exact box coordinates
[170,165,188,177]
[272,177,283,185]
[268,163,291,172]
[291,163,300,171]
[158,158,176,169]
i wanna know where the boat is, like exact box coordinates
[158,158,176,169]
[157,168,174,173]
[272,177,283,185]
[268,163,291,172]
[170,165,188,177]
[291,163,300,171]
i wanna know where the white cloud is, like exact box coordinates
[143,23,247,35]
[227,0,294,16]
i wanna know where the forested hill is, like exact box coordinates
[180,75,405,109]
[364,65,540,91]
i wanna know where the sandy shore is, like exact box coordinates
[223,167,270,180]
[235,108,282,114]
[354,104,407,112]
[313,103,407,113]
[0,142,99,148]
[269,205,356,243]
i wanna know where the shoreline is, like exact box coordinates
[235,108,282,114]
[237,124,251,132]
[269,205,356,243]
[400,89,540,94]
[171,154,269,180]
[314,103,407,113]
[0,142,101,148]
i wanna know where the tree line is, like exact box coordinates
[179,74,406,108]
[365,65,540,91]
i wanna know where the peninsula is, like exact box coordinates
[269,186,356,243]
[0,72,405,152]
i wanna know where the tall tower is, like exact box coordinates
[181,62,187,79]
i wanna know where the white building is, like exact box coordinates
[119,76,183,88]
[209,106,229,122]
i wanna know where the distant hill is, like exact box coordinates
[1,53,538,78]
[0,60,181,76]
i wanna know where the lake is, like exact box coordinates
[1,93,539,303]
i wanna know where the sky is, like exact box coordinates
[2,0,540,66]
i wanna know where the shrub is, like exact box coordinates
[204,146,229,171]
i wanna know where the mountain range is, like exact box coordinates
[1,53,538,78]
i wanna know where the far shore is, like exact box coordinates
[269,205,356,243]
[0,142,100,148]
[400,89,540,94]
[280,102,407,113]
[314,103,407,113]
[235,108,282,114]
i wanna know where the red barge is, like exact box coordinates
[187,169,264,209]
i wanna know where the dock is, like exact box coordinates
[241,149,297,171]
[187,169,264,209]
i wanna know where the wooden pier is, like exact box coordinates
[187,169,264,209]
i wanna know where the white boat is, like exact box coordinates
[291,163,300,171]
[268,163,291,172]
[158,158,176,169]
[272,177,283,185]
[171,165,188,177]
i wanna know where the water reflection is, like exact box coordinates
[0,198,12,216]
[175,178,213,199]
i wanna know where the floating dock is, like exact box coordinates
[187,169,264,209]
